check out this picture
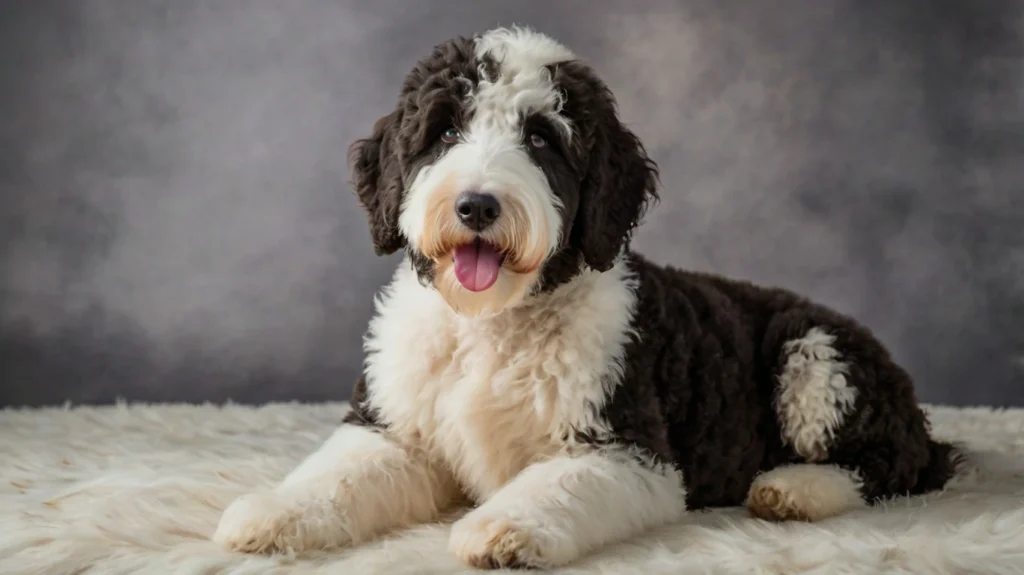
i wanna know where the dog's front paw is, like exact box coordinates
[449,511,563,570]
[213,490,349,554]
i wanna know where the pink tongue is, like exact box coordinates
[453,240,501,292]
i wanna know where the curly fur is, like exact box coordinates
[215,25,962,570]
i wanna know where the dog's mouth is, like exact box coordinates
[452,238,507,292]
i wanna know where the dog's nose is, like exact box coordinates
[454,192,501,232]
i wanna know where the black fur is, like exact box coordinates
[348,109,406,256]
[347,31,961,516]
[548,60,660,274]
[601,256,962,509]
[341,375,382,429]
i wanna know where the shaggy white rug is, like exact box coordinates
[2,403,1024,575]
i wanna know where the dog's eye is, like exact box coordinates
[528,133,547,149]
[440,127,460,144]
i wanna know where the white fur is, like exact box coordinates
[746,464,866,522]
[364,258,639,501]
[3,402,1023,575]
[213,255,666,566]
[475,26,576,84]
[213,424,458,552]
[398,122,562,257]
[448,449,686,569]
[775,327,858,461]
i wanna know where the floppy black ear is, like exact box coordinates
[348,109,407,256]
[568,68,659,272]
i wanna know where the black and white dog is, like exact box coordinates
[214,26,961,569]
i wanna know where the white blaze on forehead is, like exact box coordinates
[475,26,576,79]
[470,26,576,142]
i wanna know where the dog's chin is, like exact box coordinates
[433,247,541,317]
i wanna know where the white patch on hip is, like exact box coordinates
[746,463,865,522]
[775,327,857,461]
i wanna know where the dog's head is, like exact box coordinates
[349,26,658,316]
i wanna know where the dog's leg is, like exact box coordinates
[448,449,686,570]
[750,311,963,521]
[214,423,459,554]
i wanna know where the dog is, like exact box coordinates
[213,26,962,569]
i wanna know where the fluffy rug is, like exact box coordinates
[2,403,1024,575]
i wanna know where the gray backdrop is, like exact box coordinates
[2,0,1023,407]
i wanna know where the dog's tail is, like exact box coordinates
[916,439,969,493]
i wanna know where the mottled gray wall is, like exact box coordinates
[2,0,1022,407]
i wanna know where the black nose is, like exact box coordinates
[454,192,501,232]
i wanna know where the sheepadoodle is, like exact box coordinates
[214,26,962,569]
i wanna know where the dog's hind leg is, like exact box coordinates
[747,308,962,522]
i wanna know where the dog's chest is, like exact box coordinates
[364,264,637,500]
[431,322,595,499]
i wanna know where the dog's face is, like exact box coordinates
[350,27,658,316]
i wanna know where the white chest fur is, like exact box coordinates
[362,260,638,501]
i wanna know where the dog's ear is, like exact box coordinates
[348,109,407,256]
[559,64,659,272]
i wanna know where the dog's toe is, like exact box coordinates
[449,513,550,570]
